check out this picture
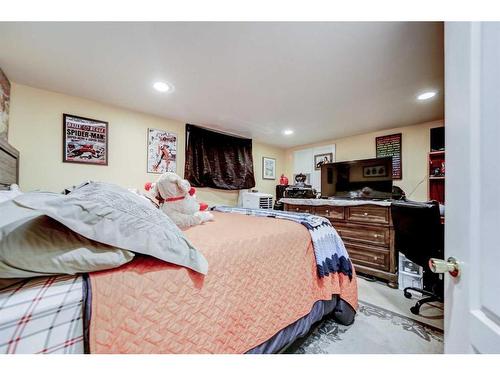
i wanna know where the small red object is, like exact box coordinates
[199,202,208,211]
[144,182,153,191]
[188,187,196,196]
[279,174,289,185]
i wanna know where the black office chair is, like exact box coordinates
[391,200,444,315]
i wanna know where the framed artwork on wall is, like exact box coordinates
[314,152,333,170]
[62,114,108,165]
[0,68,10,141]
[147,128,177,174]
[376,133,402,179]
[262,157,276,180]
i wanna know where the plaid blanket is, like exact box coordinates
[212,206,352,278]
[0,275,85,354]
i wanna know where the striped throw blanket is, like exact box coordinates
[212,206,352,278]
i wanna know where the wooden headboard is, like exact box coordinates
[0,138,19,190]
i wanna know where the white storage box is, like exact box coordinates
[398,252,423,292]
[398,253,423,276]
[398,271,423,292]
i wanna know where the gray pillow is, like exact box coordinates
[14,182,208,274]
[0,200,135,278]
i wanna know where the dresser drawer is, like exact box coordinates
[286,204,313,214]
[313,205,344,220]
[346,205,390,225]
[334,223,390,247]
[345,242,390,271]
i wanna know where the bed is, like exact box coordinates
[0,140,357,354]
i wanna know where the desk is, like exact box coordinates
[282,198,398,288]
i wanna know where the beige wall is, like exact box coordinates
[8,83,286,206]
[8,83,440,204]
[284,120,444,202]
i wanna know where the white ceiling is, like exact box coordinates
[0,22,444,148]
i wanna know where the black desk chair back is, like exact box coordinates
[391,200,444,315]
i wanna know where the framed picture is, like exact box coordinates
[314,152,333,170]
[0,68,10,141]
[376,133,402,179]
[262,157,276,180]
[63,114,108,165]
[147,128,177,174]
[363,165,388,178]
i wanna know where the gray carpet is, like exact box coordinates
[286,300,443,354]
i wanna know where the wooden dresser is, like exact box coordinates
[283,199,398,288]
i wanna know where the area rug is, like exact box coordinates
[286,300,443,354]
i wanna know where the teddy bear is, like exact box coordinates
[145,172,214,229]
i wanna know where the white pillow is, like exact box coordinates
[0,199,134,278]
[14,182,208,274]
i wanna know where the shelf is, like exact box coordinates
[429,143,445,204]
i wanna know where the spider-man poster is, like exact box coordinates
[63,114,108,165]
[147,128,177,174]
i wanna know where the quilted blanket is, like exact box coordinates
[213,206,352,278]
[89,211,357,353]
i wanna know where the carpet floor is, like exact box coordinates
[286,300,444,354]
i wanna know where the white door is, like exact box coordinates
[445,22,500,353]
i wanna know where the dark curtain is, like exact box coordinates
[184,124,256,190]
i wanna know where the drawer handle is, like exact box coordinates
[363,212,368,216]
[325,210,329,214]
[296,208,299,211]
[373,234,380,238]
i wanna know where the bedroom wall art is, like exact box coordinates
[0,68,10,140]
[376,133,402,179]
[314,152,333,170]
[62,113,108,165]
[262,157,276,180]
[147,128,177,173]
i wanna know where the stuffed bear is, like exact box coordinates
[145,172,214,228]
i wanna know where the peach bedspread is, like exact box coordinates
[89,211,358,353]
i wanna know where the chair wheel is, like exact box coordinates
[410,305,420,315]
[404,291,412,299]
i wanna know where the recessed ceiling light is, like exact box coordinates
[153,81,171,93]
[417,91,437,101]
[283,129,294,136]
